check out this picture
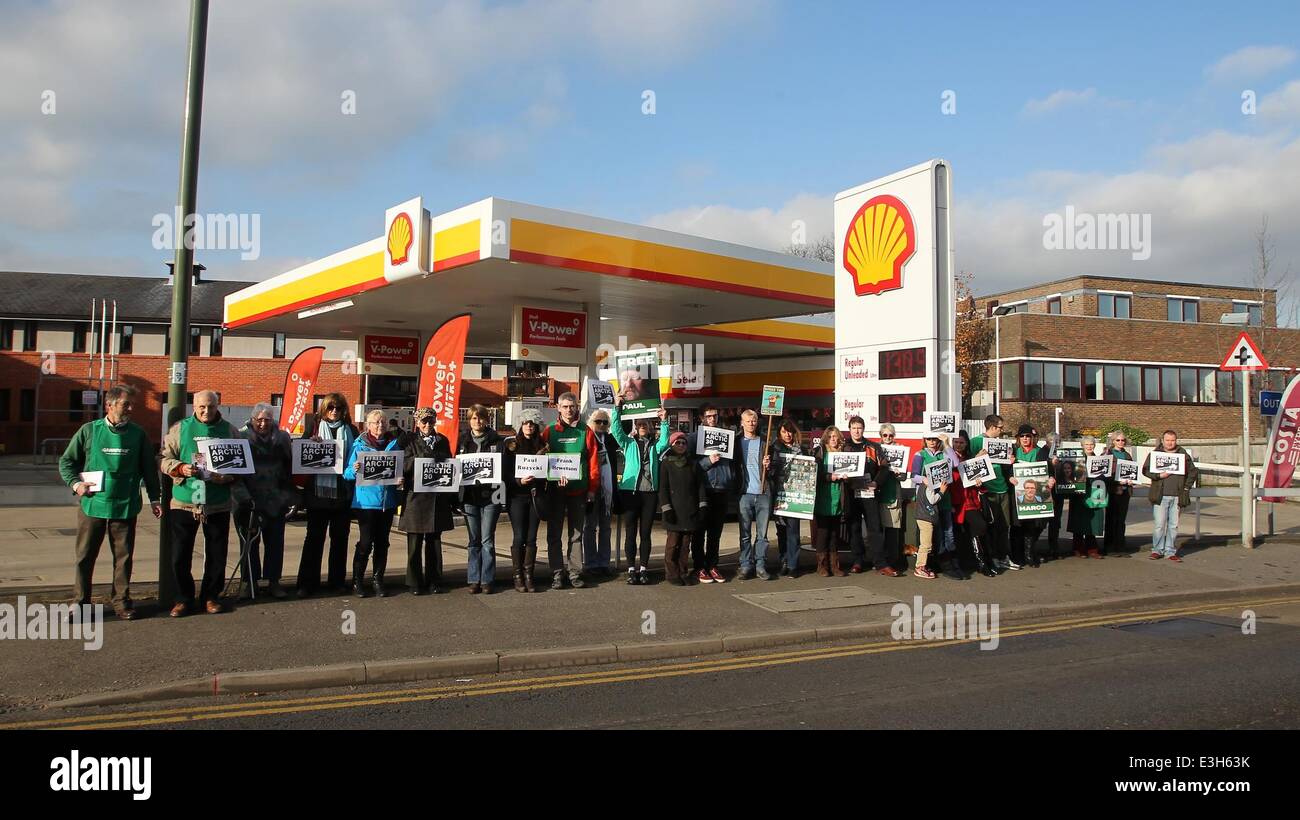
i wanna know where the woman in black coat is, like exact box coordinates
[658,431,708,585]
[400,408,455,594]
[503,409,548,592]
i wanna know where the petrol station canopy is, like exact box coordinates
[222,197,835,361]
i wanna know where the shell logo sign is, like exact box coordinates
[841,194,915,297]
[387,212,413,266]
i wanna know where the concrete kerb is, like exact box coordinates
[46,582,1300,710]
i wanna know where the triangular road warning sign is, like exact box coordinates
[1219,331,1269,371]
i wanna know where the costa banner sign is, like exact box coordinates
[278,346,325,436]
[416,314,471,452]
[1261,372,1300,503]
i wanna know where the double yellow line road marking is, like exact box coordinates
[6,596,1295,730]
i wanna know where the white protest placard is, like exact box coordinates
[1115,459,1141,484]
[514,453,549,480]
[696,426,735,458]
[292,438,343,475]
[984,438,1014,465]
[78,471,104,493]
[959,454,995,486]
[357,450,403,486]
[826,450,865,478]
[923,458,953,488]
[1086,455,1114,479]
[198,438,255,475]
[583,378,616,413]
[923,411,960,436]
[547,453,581,481]
[458,452,502,485]
[1149,451,1186,476]
[880,443,912,475]
[413,458,460,493]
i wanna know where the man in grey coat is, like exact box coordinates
[1142,429,1199,562]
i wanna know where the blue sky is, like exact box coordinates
[2,0,1299,299]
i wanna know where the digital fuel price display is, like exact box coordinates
[879,346,926,381]
[878,393,926,424]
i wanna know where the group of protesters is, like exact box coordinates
[58,385,1200,619]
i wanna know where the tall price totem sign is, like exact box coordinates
[834,160,956,436]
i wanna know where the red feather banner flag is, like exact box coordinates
[417,314,471,452]
[278,345,325,436]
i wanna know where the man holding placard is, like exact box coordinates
[735,409,775,580]
[545,392,601,589]
[693,404,736,583]
[59,384,161,620]
[160,390,239,616]
[1142,430,1198,561]
[970,415,1013,574]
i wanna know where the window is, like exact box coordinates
[1232,301,1263,327]
[1099,293,1131,318]
[1162,368,1179,403]
[1168,297,1198,323]
[1047,297,1062,314]
[1000,362,1020,400]
[0,319,12,350]
[20,389,35,422]
[1100,365,1121,401]
[270,393,284,406]
[72,322,87,354]
[1217,371,1234,404]
[1144,367,1161,401]
[1024,361,1043,401]
[118,324,133,355]
[22,321,37,351]
[1064,365,1081,400]
[0,388,10,421]
[190,326,201,355]
[1085,364,1103,400]
[273,333,287,359]
[1043,362,1063,400]
[1124,366,1142,402]
[210,327,223,357]
[68,390,85,423]
[1179,368,1198,402]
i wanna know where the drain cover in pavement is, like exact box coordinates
[1112,617,1240,638]
[734,587,900,614]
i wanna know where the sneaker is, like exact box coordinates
[637,568,650,585]
[697,569,713,584]
[913,567,936,579]
[1149,551,1163,560]
[1003,558,1023,571]
[570,575,586,589]
[1167,554,1183,563]
[878,566,899,577]
[552,573,565,590]
[709,568,726,584]
[627,571,639,585]
[1087,549,1103,559]
[756,567,770,581]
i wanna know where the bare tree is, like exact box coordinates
[783,235,835,263]
[1249,216,1296,388]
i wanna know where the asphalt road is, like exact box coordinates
[13,598,1299,730]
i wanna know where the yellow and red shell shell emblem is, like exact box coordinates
[842,194,915,297]
[387,212,414,267]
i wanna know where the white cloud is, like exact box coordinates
[642,129,1300,298]
[1260,79,1300,122]
[1022,88,1097,115]
[1205,45,1297,83]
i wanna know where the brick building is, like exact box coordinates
[965,275,1300,440]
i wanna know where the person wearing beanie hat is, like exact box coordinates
[1005,424,1055,570]
[504,411,549,592]
[610,396,671,585]
[659,429,708,585]
[399,408,454,595]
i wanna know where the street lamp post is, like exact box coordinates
[159,0,210,608]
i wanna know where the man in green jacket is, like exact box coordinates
[160,389,238,616]
[58,384,161,620]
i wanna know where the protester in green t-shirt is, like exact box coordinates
[58,384,161,620]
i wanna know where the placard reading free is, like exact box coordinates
[413,458,459,493]
[760,385,786,417]
[357,451,403,486]
[292,439,343,475]
[198,438,255,475]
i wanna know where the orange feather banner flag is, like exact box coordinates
[278,345,326,436]
[416,314,472,452]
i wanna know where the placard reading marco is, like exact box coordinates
[1013,461,1053,519]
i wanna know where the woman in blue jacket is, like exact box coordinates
[343,409,402,597]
